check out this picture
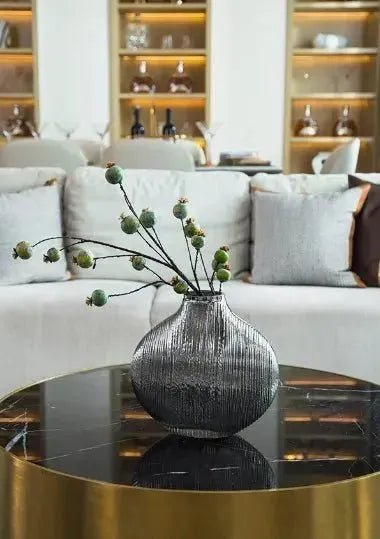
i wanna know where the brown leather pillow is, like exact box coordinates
[349,175,380,286]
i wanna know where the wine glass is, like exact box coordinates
[196,121,223,166]
[93,122,111,165]
[55,122,77,140]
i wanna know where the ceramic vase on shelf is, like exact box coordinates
[131,292,279,439]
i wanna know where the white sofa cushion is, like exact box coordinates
[320,138,360,174]
[0,279,156,398]
[251,187,369,287]
[0,184,67,285]
[0,167,66,193]
[150,280,380,384]
[64,167,251,282]
[251,173,348,194]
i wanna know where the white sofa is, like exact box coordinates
[1,167,380,398]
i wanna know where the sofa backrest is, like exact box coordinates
[0,167,66,194]
[64,167,251,283]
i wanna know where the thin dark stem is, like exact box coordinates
[219,282,222,294]
[32,236,199,293]
[109,281,163,299]
[137,230,166,263]
[182,222,200,292]
[119,184,196,292]
[152,227,165,251]
[200,251,214,293]
[59,240,85,252]
[145,266,171,285]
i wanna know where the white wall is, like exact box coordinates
[36,0,287,163]
[209,0,288,167]
[36,0,110,140]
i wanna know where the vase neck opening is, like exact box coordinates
[184,291,224,303]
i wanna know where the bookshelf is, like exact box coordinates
[284,0,380,172]
[0,0,38,140]
[110,0,210,145]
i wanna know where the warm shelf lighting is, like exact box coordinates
[293,99,372,108]
[0,10,32,21]
[123,96,205,108]
[0,96,34,106]
[294,11,372,21]
[294,55,375,65]
[126,12,205,23]
[0,54,32,64]
[122,55,205,66]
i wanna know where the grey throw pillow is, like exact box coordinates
[251,186,370,287]
[0,184,67,285]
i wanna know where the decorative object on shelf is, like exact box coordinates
[161,34,173,49]
[169,61,193,94]
[181,34,192,49]
[131,107,145,138]
[125,14,150,51]
[333,106,358,137]
[2,104,38,140]
[131,61,156,94]
[133,435,275,491]
[196,121,223,166]
[14,164,279,439]
[312,33,348,50]
[149,106,158,137]
[294,105,319,137]
[179,121,193,139]
[162,108,177,139]
[0,21,11,49]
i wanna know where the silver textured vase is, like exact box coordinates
[131,293,279,439]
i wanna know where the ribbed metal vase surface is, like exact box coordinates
[131,293,279,439]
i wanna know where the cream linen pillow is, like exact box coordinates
[0,184,67,285]
[251,186,369,287]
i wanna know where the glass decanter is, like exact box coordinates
[125,14,149,51]
[131,61,156,94]
[333,105,358,137]
[294,105,319,137]
[169,61,192,94]
[2,104,38,139]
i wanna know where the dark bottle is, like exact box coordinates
[131,107,145,138]
[333,105,358,137]
[294,104,319,137]
[162,108,176,139]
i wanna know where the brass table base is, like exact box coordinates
[0,450,379,539]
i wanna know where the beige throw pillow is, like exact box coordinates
[251,186,369,287]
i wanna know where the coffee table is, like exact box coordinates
[0,365,379,539]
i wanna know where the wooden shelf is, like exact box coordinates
[0,2,32,9]
[291,136,374,145]
[293,48,378,56]
[118,2,207,12]
[119,48,206,56]
[292,93,376,100]
[0,48,33,55]
[120,92,205,100]
[295,1,380,12]
[0,93,34,99]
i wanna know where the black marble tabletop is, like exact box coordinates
[0,365,379,491]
